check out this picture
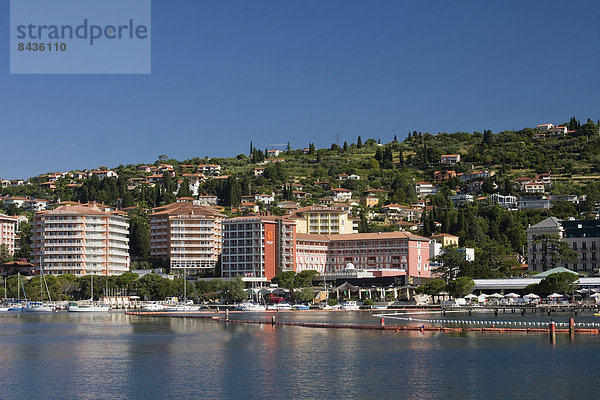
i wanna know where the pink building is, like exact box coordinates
[295,232,430,278]
[0,214,18,254]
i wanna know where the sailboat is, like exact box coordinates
[165,268,200,312]
[6,273,27,311]
[68,272,110,313]
[0,276,9,311]
[23,265,55,313]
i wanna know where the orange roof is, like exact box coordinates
[297,231,429,242]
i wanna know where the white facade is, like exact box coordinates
[415,182,438,197]
[34,204,129,276]
[490,193,517,208]
[331,189,352,201]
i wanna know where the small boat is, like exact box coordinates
[23,302,55,313]
[236,302,267,311]
[141,302,169,311]
[165,304,201,312]
[0,307,9,312]
[594,313,600,317]
[340,301,360,311]
[275,303,292,311]
[292,303,310,310]
[320,304,341,310]
[67,302,110,313]
[371,305,388,310]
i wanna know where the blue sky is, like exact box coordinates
[1,0,599,179]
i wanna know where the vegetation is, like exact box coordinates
[523,272,579,296]
[0,273,247,303]
[446,277,475,298]
[271,270,319,302]
[2,117,599,283]
[415,279,447,296]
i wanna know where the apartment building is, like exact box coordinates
[197,164,221,175]
[33,203,129,276]
[527,217,600,274]
[285,205,356,235]
[415,182,438,197]
[441,154,461,164]
[0,214,18,254]
[490,193,517,209]
[295,232,431,278]
[221,216,296,281]
[150,202,225,274]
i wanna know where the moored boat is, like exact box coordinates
[236,302,267,311]
[23,302,55,313]
[141,302,169,311]
[340,301,360,311]
[292,303,310,310]
[67,302,110,313]
[371,304,388,310]
[165,304,201,312]
[275,303,292,311]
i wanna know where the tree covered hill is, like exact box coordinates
[2,117,600,276]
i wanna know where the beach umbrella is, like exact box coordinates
[504,293,520,298]
[489,293,504,299]
[524,293,540,299]
[464,294,478,299]
[547,293,563,299]
[590,293,600,298]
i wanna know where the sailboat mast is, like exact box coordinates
[90,273,94,302]
[40,264,43,301]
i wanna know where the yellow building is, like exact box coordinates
[361,196,380,208]
[285,205,356,235]
[430,233,459,247]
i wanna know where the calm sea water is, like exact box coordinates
[0,310,598,399]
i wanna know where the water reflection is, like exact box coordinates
[1,311,600,399]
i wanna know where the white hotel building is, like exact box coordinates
[33,203,129,276]
[150,201,224,274]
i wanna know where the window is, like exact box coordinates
[573,243,578,250]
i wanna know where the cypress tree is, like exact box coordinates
[422,212,431,237]
[357,136,363,148]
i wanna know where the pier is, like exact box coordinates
[125,310,600,335]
